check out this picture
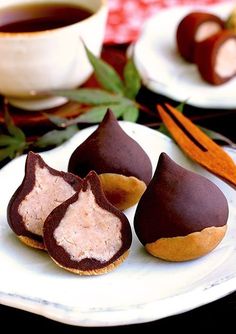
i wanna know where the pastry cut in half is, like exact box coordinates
[195,30,236,85]
[68,109,152,210]
[134,153,229,261]
[43,171,132,275]
[176,11,224,62]
[7,151,81,250]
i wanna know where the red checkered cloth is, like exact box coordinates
[105,0,232,44]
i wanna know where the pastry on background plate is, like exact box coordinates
[195,29,236,85]
[176,11,224,62]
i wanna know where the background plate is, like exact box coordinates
[133,2,236,109]
[0,122,235,327]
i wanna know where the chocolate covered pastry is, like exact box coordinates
[134,153,228,262]
[195,30,236,85]
[68,109,152,210]
[176,11,224,62]
[43,171,132,275]
[7,151,81,250]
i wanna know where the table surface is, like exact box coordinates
[1,1,236,327]
[1,290,236,331]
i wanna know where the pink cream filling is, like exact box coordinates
[195,21,221,42]
[215,38,236,78]
[53,187,122,263]
[18,163,76,236]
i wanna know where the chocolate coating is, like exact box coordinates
[7,151,81,248]
[134,153,229,245]
[176,11,224,62]
[43,170,132,273]
[68,109,152,185]
[195,30,236,85]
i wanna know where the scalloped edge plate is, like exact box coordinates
[0,122,235,327]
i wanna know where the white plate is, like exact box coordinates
[133,2,236,109]
[0,122,236,327]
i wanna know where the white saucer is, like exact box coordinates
[133,2,236,109]
[0,122,235,326]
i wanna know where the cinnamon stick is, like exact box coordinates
[157,103,236,187]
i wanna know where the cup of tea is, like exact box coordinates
[0,0,108,110]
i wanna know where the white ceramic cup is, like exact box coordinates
[0,0,108,110]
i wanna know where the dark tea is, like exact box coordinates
[0,2,93,33]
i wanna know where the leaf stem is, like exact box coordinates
[135,102,154,116]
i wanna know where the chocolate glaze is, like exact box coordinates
[68,109,152,185]
[43,171,132,271]
[195,30,236,85]
[7,151,81,244]
[134,153,229,245]
[176,11,224,62]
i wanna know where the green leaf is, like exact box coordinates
[71,106,109,123]
[4,108,25,141]
[0,140,26,159]
[0,107,27,162]
[84,44,124,94]
[0,147,16,160]
[199,126,236,148]
[123,58,141,99]
[157,124,172,138]
[34,125,78,148]
[50,88,123,105]
[66,104,127,124]
[176,100,187,113]
[122,105,139,122]
[0,134,20,146]
[43,113,67,127]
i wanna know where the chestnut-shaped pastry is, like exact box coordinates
[7,151,81,250]
[68,109,152,210]
[176,11,224,62]
[134,153,228,262]
[43,171,132,275]
[195,30,236,85]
